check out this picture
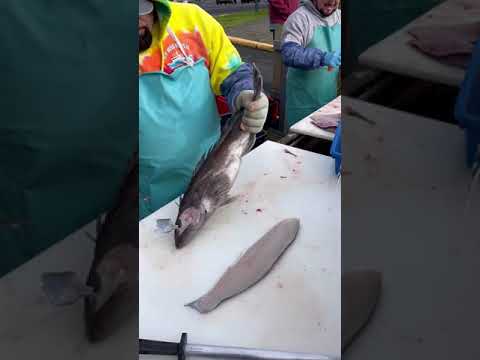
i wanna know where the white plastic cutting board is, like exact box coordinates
[139,140,341,359]
[289,97,341,141]
[359,0,476,87]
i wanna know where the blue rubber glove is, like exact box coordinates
[322,51,341,68]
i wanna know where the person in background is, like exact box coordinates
[268,0,299,41]
[138,0,269,220]
[281,0,341,127]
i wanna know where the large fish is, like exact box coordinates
[174,64,264,249]
[41,154,139,342]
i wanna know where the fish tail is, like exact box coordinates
[184,294,217,314]
[184,299,205,313]
[251,62,263,101]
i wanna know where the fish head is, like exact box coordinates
[84,243,138,342]
[174,205,207,248]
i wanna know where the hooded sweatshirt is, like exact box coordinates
[268,0,299,25]
[139,0,255,111]
[280,0,341,70]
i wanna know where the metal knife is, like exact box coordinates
[139,333,339,360]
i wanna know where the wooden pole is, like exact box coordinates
[228,36,274,52]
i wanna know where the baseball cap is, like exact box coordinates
[139,0,154,16]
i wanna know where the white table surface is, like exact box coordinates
[342,97,480,359]
[139,140,341,359]
[289,97,341,141]
[358,0,478,87]
[0,219,137,359]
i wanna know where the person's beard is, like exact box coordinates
[139,27,152,53]
[317,2,337,17]
[319,8,335,17]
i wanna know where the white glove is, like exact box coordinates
[235,90,269,134]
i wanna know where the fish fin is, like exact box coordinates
[192,64,263,179]
[251,62,264,101]
[41,271,93,306]
[191,116,242,179]
[185,298,207,314]
[212,111,241,154]
[184,65,263,202]
[189,114,242,183]
[156,218,175,233]
[240,63,262,156]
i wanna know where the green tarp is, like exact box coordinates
[0,1,137,276]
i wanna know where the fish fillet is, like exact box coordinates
[407,22,480,68]
[186,218,300,313]
[310,113,340,131]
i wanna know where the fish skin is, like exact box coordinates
[174,64,264,249]
[185,218,300,314]
[41,153,139,343]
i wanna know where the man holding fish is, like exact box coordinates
[138,0,269,220]
[281,0,341,127]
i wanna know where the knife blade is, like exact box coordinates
[139,333,339,360]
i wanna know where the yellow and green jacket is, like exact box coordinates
[139,0,254,110]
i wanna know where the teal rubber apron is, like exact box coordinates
[286,22,341,127]
[139,28,221,220]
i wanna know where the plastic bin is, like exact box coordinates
[455,38,480,168]
[330,123,341,175]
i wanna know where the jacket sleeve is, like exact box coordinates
[281,42,327,70]
[195,6,244,97]
[220,63,255,112]
[268,0,291,17]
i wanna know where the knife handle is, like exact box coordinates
[139,333,187,360]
